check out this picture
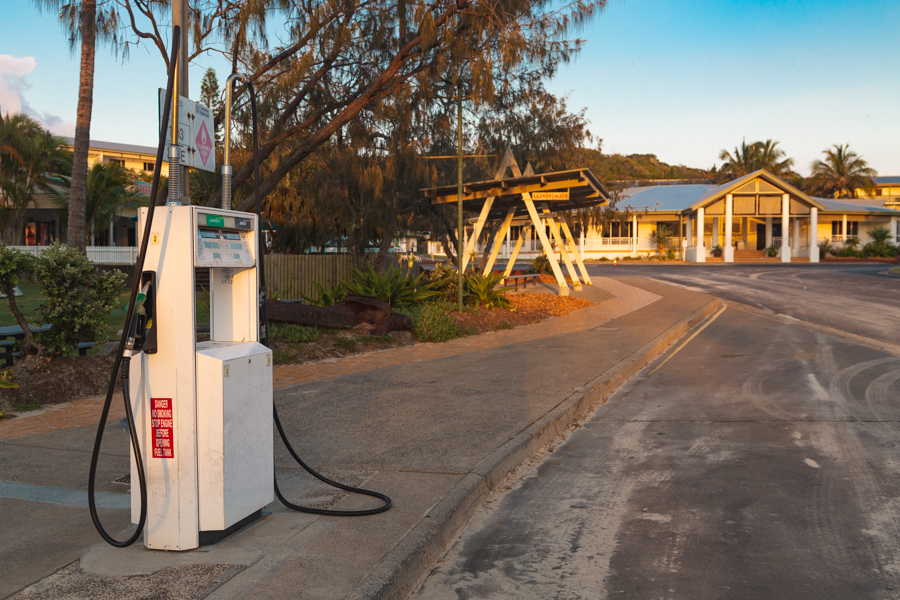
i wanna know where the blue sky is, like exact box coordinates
[1,0,898,176]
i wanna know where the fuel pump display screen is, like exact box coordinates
[195,225,255,267]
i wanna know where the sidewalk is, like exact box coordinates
[1,277,719,600]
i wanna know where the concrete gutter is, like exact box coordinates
[347,294,723,600]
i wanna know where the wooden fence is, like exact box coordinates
[264,254,360,299]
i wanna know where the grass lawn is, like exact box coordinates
[2,281,210,356]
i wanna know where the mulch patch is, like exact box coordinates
[1,355,119,413]
[1,292,594,412]
[450,292,592,335]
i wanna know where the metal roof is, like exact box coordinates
[618,184,715,212]
[62,137,158,156]
[874,176,900,185]
[813,197,900,215]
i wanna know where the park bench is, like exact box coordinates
[0,325,95,365]
[501,273,541,291]
[0,340,16,367]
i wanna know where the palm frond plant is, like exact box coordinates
[529,254,551,275]
[652,224,671,255]
[344,265,437,307]
[464,271,510,309]
[300,281,347,306]
[862,226,898,258]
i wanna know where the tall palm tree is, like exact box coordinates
[0,114,71,244]
[717,140,758,181]
[755,139,795,179]
[32,0,120,252]
[53,162,146,246]
[717,139,795,182]
[806,144,877,199]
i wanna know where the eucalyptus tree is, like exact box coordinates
[113,0,608,211]
[31,0,122,252]
[806,144,877,199]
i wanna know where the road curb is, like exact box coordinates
[346,295,723,600]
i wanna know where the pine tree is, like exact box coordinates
[200,68,223,146]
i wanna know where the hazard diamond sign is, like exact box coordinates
[158,91,215,172]
[195,120,213,169]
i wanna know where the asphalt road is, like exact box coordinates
[414,305,900,600]
[584,263,900,346]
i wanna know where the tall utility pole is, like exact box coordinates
[171,0,190,204]
[456,71,464,312]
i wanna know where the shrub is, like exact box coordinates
[836,245,862,258]
[711,245,723,258]
[424,262,458,303]
[398,301,460,343]
[765,244,779,257]
[271,323,319,343]
[818,239,833,256]
[343,265,436,306]
[465,271,510,309]
[32,243,126,357]
[666,248,676,260]
[528,254,551,275]
[301,281,347,306]
[862,226,898,258]
[0,245,40,356]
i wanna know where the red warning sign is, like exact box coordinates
[150,398,175,458]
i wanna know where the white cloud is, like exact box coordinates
[0,54,75,136]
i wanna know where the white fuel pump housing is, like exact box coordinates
[129,205,273,551]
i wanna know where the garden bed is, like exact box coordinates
[821,257,899,264]
[0,291,592,414]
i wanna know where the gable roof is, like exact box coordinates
[618,184,715,212]
[688,170,825,211]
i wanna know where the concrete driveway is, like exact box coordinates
[415,305,900,599]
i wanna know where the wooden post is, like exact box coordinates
[542,204,581,291]
[461,197,494,271]
[503,225,530,280]
[482,207,516,276]
[523,195,568,295]
[560,219,592,285]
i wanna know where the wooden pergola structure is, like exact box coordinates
[423,149,610,296]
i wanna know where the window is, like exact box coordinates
[109,158,125,167]
[144,162,155,172]
[831,221,859,236]
[605,222,632,238]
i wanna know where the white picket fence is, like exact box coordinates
[5,245,139,264]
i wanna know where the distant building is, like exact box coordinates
[24,138,163,250]
[853,176,900,209]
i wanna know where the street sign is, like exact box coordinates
[158,90,216,172]
[532,191,569,200]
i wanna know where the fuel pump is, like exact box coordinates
[88,26,389,552]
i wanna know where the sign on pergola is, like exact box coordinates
[423,149,609,296]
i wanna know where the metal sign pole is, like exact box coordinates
[172,0,190,204]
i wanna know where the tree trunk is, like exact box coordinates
[67,0,96,254]
[4,280,41,358]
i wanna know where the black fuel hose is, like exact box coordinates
[87,26,181,547]
[246,82,391,516]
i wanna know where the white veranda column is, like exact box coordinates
[632,215,638,256]
[842,214,848,244]
[685,213,693,261]
[724,194,734,262]
[696,207,706,263]
[741,217,748,249]
[712,217,720,251]
[579,228,585,261]
[810,207,819,263]
[766,216,773,248]
[792,216,800,253]
[781,193,791,262]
